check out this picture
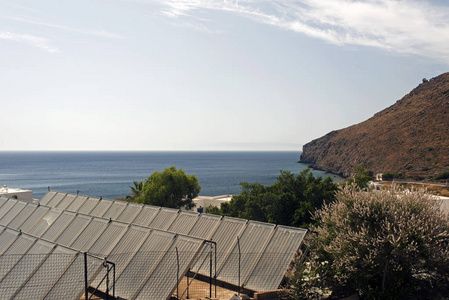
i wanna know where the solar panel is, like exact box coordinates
[191,216,247,275]
[12,246,78,300]
[217,221,275,286]
[0,200,26,226]
[17,206,50,233]
[69,218,108,252]
[0,234,36,279]
[134,235,205,300]
[0,199,18,220]
[114,230,176,299]
[132,205,160,227]
[41,211,76,241]
[188,213,222,239]
[148,207,178,230]
[56,193,76,210]
[77,197,100,214]
[0,226,109,300]
[0,228,20,254]
[0,196,9,207]
[117,202,143,223]
[66,195,88,212]
[107,225,151,277]
[55,214,91,247]
[34,192,308,294]
[89,199,113,217]
[167,211,199,235]
[39,191,57,206]
[102,200,127,219]
[88,221,128,256]
[28,209,62,237]
[91,225,151,292]
[7,203,38,230]
[245,225,307,291]
[46,192,67,208]
[0,239,55,299]
[43,251,104,300]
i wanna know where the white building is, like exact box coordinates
[192,194,232,213]
[0,185,34,202]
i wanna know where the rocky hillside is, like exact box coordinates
[300,72,449,180]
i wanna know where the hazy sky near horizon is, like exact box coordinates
[1,0,448,151]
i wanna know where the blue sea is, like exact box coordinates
[0,151,342,200]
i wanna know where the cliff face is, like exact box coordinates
[300,72,449,179]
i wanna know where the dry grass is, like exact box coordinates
[380,182,449,197]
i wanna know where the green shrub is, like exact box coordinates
[288,186,449,299]
[435,171,449,181]
[381,172,403,180]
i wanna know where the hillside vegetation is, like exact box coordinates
[300,72,449,180]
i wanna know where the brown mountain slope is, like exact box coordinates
[300,72,449,179]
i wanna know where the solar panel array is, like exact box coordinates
[39,191,307,292]
[0,225,105,300]
[0,197,207,300]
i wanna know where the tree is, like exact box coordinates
[211,169,338,228]
[136,166,201,209]
[348,163,373,189]
[126,180,145,201]
[288,185,449,299]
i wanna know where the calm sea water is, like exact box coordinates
[0,151,342,200]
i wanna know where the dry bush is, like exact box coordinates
[288,185,449,299]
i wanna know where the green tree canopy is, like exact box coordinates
[212,169,338,228]
[135,166,201,209]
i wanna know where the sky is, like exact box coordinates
[1,0,448,151]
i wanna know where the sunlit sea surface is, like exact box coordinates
[0,151,342,200]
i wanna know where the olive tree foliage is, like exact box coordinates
[211,169,338,228]
[135,166,201,210]
[288,185,449,300]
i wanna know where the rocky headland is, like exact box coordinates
[300,72,449,180]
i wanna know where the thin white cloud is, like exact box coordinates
[154,0,449,64]
[0,31,58,53]
[5,16,122,39]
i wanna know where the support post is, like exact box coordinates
[84,252,88,300]
[176,247,179,299]
[237,236,241,297]
[210,244,212,298]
